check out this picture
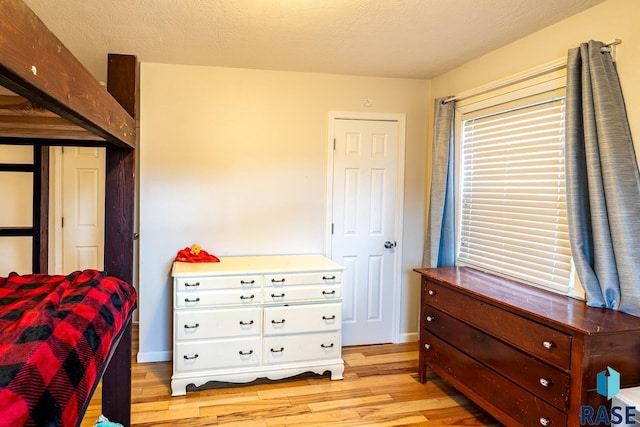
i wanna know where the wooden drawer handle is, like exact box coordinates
[183,323,199,329]
[240,279,255,285]
[426,315,435,322]
[428,289,436,296]
[322,275,336,280]
[270,347,284,353]
[322,290,336,295]
[240,294,255,300]
[238,350,254,356]
[321,343,335,348]
[539,418,550,426]
[271,278,286,283]
[239,320,254,326]
[184,297,200,303]
[184,282,200,287]
[183,354,199,360]
[271,293,286,298]
[271,319,286,324]
[323,315,336,320]
[542,341,554,350]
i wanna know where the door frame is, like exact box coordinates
[325,111,406,344]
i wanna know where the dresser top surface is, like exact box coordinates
[172,254,344,277]
[415,266,640,335]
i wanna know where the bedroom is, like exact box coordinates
[1,0,640,425]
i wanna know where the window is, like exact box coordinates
[455,73,578,295]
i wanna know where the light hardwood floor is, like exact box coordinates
[82,326,499,426]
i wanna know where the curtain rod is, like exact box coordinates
[442,38,622,105]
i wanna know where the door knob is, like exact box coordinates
[384,241,396,249]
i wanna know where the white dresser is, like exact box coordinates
[170,254,345,396]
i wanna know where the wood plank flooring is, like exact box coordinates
[82,326,499,426]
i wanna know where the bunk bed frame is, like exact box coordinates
[0,0,136,424]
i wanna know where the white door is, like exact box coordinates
[330,117,402,346]
[61,147,105,272]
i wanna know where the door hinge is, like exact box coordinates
[331,223,334,235]
[61,217,64,228]
[333,138,336,150]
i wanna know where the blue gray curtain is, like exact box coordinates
[566,40,640,316]
[423,97,456,268]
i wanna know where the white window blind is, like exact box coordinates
[457,96,572,292]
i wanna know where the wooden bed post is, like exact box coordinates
[103,53,137,427]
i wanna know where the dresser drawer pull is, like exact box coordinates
[539,378,551,388]
[428,289,436,296]
[271,319,286,324]
[239,320,254,326]
[271,278,286,283]
[183,323,199,329]
[270,347,285,353]
[322,290,336,295]
[240,294,255,300]
[184,282,200,288]
[184,297,200,303]
[238,350,254,356]
[240,279,255,285]
[426,315,435,322]
[321,343,335,348]
[271,293,286,298]
[542,341,555,350]
[322,275,336,280]
[424,344,431,350]
[323,315,336,320]
[539,418,550,426]
[183,354,199,360]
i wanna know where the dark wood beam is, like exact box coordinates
[102,53,137,427]
[0,0,135,148]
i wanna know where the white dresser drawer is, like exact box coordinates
[175,307,262,341]
[263,285,341,303]
[263,332,341,364]
[176,275,262,291]
[176,289,261,308]
[264,271,342,287]
[175,337,261,373]
[264,303,342,335]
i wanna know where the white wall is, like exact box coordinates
[138,64,429,360]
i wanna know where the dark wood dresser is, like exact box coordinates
[415,267,640,427]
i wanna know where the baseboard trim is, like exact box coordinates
[137,350,171,363]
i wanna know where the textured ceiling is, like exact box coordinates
[24,0,606,82]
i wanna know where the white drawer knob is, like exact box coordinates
[539,417,550,426]
[426,315,435,322]
[428,289,436,296]
[542,341,554,350]
[424,344,431,350]
[539,378,551,387]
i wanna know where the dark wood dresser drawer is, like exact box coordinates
[424,280,572,370]
[423,306,570,410]
[416,266,640,427]
[424,331,567,427]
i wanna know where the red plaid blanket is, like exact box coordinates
[0,270,137,427]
